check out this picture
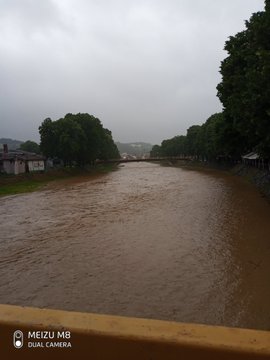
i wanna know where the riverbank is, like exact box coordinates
[0,163,118,197]
[168,159,270,202]
[231,164,270,200]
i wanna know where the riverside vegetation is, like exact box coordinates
[1,113,120,196]
[0,164,118,197]
[151,1,270,164]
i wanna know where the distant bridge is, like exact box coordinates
[97,157,192,164]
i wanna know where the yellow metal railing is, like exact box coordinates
[0,304,269,359]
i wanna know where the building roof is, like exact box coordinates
[242,152,259,160]
[0,150,45,161]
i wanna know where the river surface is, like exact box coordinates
[0,162,270,330]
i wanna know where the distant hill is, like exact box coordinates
[116,142,153,156]
[0,138,24,150]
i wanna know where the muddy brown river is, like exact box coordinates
[0,162,270,330]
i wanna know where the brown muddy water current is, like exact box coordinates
[0,163,270,330]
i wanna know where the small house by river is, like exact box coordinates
[0,144,45,175]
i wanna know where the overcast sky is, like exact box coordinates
[0,0,264,144]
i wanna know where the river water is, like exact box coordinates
[0,162,270,330]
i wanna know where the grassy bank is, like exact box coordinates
[0,164,118,197]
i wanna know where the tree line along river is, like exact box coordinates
[0,162,270,330]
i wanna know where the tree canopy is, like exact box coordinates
[153,1,270,162]
[217,0,270,158]
[151,113,226,161]
[39,113,120,165]
[20,140,40,154]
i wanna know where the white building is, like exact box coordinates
[0,145,45,175]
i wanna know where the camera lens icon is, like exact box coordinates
[13,330,23,348]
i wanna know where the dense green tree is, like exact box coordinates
[198,113,226,160]
[161,136,186,157]
[217,0,270,157]
[151,136,187,158]
[56,116,86,165]
[72,113,103,163]
[99,128,120,160]
[157,4,270,161]
[39,118,58,157]
[20,140,40,154]
[39,113,119,166]
[186,125,201,157]
[155,113,228,161]
[150,145,162,157]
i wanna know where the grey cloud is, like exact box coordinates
[0,0,264,144]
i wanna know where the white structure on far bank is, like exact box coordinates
[0,144,45,175]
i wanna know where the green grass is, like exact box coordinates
[0,180,47,196]
[0,163,118,197]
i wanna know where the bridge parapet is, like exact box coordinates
[96,157,192,163]
[0,304,269,359]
